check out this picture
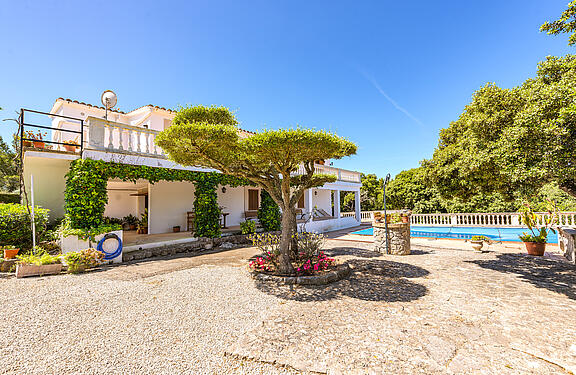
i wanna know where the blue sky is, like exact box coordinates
[0,0,572,177]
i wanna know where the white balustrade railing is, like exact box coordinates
[351,211,576,227]
[294,164,362,183]
[86,117,164,157]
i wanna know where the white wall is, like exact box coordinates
[217,185,246,227]
[104,190,139,219]
[149,181,195,234]
[312,188,332,214]
[23,155,73,220]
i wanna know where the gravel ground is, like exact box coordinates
[0,265,301,375]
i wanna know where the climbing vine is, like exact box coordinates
[64,159,247,237]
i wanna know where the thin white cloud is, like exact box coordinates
[360,71,424,128]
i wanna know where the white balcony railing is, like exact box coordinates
[294,164,361,183]
[348,211,576,227]
[86,117,164,157]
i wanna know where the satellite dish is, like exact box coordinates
[101,90,117,120]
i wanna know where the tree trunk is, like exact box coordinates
[278,207,296,275]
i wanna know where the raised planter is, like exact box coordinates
[16,263,62,278]
[250,263,351,285]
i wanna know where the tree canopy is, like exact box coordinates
[541,1,576,45]
[156,105,357,274]
[423,55,576,200]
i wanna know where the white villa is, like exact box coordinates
[22,97,362,240]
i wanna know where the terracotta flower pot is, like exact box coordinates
[173,226,180,233]
[3,248,19,259]
[130,224,136,230]
[401,216,410,223]
[63,144,79,152]
[470,241,483,252]
[22,140,33,147]
[524,241,546,256]
[32,141,45,149]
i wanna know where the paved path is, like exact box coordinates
[228,240,576,374]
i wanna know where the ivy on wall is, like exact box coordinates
[64,159,247,238]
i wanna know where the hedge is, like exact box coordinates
[257,190,281,231]
[0,203,49,250]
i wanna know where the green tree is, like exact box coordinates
[359,173,384,211]
[424,55,576,200]
[541,1,576,45]
[385,168,445,213]
[156,105,356,274]
[0,135,18,192]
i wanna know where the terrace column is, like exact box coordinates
[354,190,361,222]
[334,190,341,220]
[307,189,314,217]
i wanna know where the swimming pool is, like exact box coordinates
[351,225,559,243]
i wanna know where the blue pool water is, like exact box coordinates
[352,225,558,243]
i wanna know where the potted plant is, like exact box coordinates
[388,213,402,224]
[2,245,19,260]
[24,130,48,149]
[63,248,104,274]
[518,202,558,256]
[63,138,80,152]
[400,210,410,224]
[470,235,490,252]
[123,214,139,230]
[137,209,148,234]
[373,211,382,222]
[173,225,180,233]
[15,247,62,278]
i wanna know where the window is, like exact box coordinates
[248,189,259,211]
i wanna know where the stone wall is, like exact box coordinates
[558,227,576,264]
[122,232,279,262]
[373,222,410,255]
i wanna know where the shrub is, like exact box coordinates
[240,220,256,234]
[257,190,281,231]
[248,232,334,275]
[0,203,49,250]
[471,235,491,242]
[63,248,104,273]
[16,247,61,265]
[57,218,121,241]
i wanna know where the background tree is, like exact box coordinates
[541,1,576,45]
[156,105,356,274]
[385,168,445,213]
[0,135,18,192]
[424,55,576,200]
[359,173,384,211]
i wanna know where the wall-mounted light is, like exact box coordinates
[314,190,318,196]
[221,187,227,193]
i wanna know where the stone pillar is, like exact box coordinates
[354,190,361,222]
[334,190,341,219]
[558,227,576,264]
[373,222,411,255]
[307,189,314,217]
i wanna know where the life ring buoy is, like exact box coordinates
[97,233,123,260]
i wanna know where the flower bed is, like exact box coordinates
[248,232,349,284]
